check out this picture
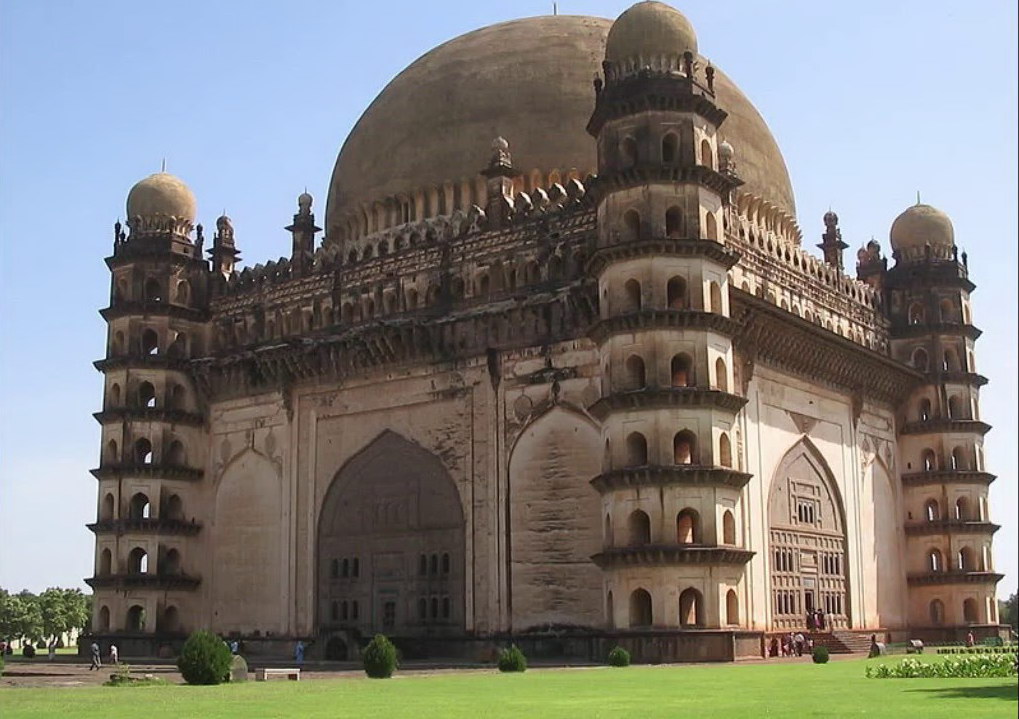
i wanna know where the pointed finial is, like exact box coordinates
[553,2,558,15]
[916,190,921,205]
[161,158,166,173]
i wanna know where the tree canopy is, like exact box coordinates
[0,588,91,643]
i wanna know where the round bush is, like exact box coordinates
[177,630,233,685]
[607,646,631,667]
[812,646,830,664]
[362,634,398,678]
[497,644,527,673]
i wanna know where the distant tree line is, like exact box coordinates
[0,588,91,645]
[1001,593,1018,633]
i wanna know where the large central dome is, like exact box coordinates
[326,14,795,239]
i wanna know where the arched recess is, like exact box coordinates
[863,456,906,629]
[767,439,850,630]
[319,431,465,637]
[212,448,283,634]
[508,406,602,630]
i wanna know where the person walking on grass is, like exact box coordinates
[89,641,102,671]
[295,640,305,667]
[110,644,119,665]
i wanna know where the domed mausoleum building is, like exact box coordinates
[86,2,1004,661]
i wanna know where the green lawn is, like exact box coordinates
[2,657,1016,718]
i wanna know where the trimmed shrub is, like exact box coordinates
[812,646,830,664]
[498,644,527,673]
[362,634,398,679]
[177,630,233,685]
[607,646,631,667]
[867,654,1018,678]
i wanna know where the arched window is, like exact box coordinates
[144,278,162,302]
[715,358,728,392]
[163,548,181,575]
[621,137,638,168]
[704,213,718,241]
[128,547,148,574]
[667,276,687,309]
[963,598,979,623]
[709,282,723,313]
[699,139,713,169]
[101,493,115,521]
[679,587,704,627]
[98,605,111,631]
[430,554,439,575]
[665,207,683,238]
[628,510,651,546]
[718,432,732,468]
[941,346,957,370]
[929,599,945,625]
[175,280,190,305]
[624,279,642,311]
[625,355,647,390]
[673,430,696,465]
[441,553,450,575]
[406,289,419,310]
[918,398,932,422]
[662,134,679,164]
[106,439,119,464]
[134,438,153,465]
[951,446,968,471]
[954,497,969,521]
[629,588,653,628]
[908,303,925,325]
[676,509,699,544]
[626,432,648,466]
[722,510,736,545]
[947,395,965,420]
[924,499,940,522]
[99,548,112,575]
[138,381,156,408]
[623,210,641,241]
[927,548,943,572]
[477,273,490,296]
[113,331,125,355]
[166,440,186,467]
[162,605,180,633]
[912,348,929,371]
[129,493,150,520]
[417,598,427,620]
[109,383,122,408]
[606,591,615,629]
[939,299,957,323]
[921,449,937,472]
[671,354,693,387]
[604,514,613,547]
[170,384,187,411]
[957,547,974,571]
[126,605,146,632]
[141,329,159,355]
[725,589,739,625]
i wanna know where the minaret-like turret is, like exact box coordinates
[585,1,753,635]
[287,191,320,276]
[88,172,208,644]
[884,201,1001,639]
[818,210,849,271]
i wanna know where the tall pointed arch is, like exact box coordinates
[317,430,465,638]
[767,438,850,630]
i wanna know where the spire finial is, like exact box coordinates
[161,158,166,173]
[553,2,558,15]
[916,190,921,205]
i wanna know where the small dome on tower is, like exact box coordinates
[126,172,196,223]
[889,203,954,252]
[605,2,698,68]
[718,139,734,160]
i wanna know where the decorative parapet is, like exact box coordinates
[591,466,752,492]
[592,545,755,568]
[86,573,201,590]
[903,519,999,537]
[900,470,996,487]
[588,388,747,420]
[90,463,204,482]
[906,571,1003,587]
[87,518,202,536]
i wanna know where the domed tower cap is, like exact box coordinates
[126,172,197,224]
[605,1,698,69]
[889,202,954,253]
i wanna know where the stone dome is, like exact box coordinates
[325,14,795,238]
[126,172,196,223]
[605,1,697,68]
[889,203,954,251]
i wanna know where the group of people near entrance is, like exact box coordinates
[769,631,814,657]
[805,608,827,631]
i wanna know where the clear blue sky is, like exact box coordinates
[1,1,1016,601]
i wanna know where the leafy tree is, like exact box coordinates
[0,590,43,643]
[38,588,91,643]
[1000,593,1018,633]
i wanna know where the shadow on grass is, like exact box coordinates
[906,684,1018,702]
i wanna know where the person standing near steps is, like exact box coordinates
[89,641,102,671]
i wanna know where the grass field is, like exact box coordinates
[2,656,1016,719]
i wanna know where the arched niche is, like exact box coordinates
[212,448,283,634]
[508,405,602,630]
[767,439,850,630]
[318,430,465,637]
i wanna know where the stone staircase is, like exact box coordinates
[805,630,873,654]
